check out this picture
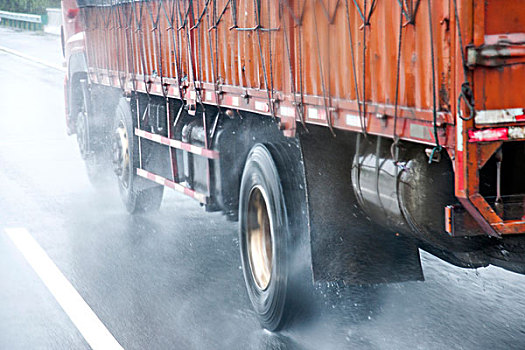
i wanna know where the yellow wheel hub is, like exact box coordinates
[247,187,273,290]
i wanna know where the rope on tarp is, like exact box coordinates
[391,7,405,163]
[396,0,421,25]
[312,0,336,137]
[344,0,365,136]
[452,0,475,122]
[281,0,308,131]
[427,0,442,163]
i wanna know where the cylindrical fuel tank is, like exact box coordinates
[181,119,208,194]
[351,136,408,231]
[351,135,470,252]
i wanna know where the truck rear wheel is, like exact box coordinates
[113,97,163,214]
[239,144,295,331]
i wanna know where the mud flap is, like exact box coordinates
[298,127,424,284]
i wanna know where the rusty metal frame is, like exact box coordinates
[453,0,525,237]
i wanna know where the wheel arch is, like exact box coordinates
[66,51,89,132]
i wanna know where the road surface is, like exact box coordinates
[1,27,525,350]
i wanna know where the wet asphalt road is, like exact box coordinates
[1,27,525,350]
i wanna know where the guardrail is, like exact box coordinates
[0,10,48,31]
[44,8,61,35]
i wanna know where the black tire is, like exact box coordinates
[239,144,303,331]
[75,79,111,187]
[113,97,164,214]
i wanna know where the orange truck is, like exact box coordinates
[61,0,525,330]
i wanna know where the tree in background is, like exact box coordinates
[0,0,61,15]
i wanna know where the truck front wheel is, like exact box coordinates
[239,144,293,331]
[75,79,109,186]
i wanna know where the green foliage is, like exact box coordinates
[0,0,61,15]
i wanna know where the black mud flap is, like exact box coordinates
[298,127,424,285]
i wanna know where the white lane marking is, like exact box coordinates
[0,45,65,72]
[5,228,124,350]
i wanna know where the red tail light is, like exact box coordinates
[468,128,508,142]
[67,8,79,19]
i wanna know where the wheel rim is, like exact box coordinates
[247,186,273,291]
[113,120,130,188]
